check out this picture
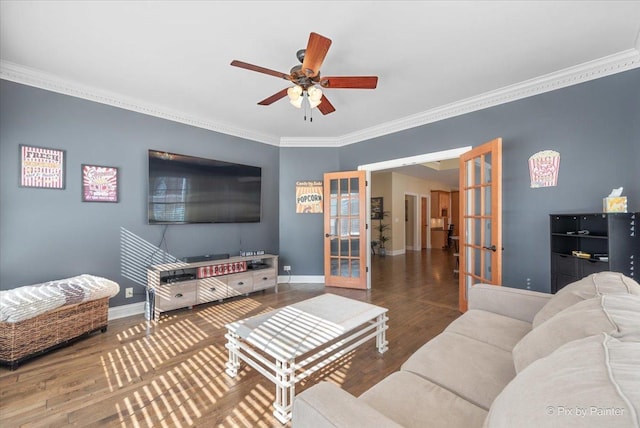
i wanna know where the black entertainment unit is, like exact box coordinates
[182,253,229,263]
[161,273,197,284]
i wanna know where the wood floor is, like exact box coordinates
[0,250,461,427]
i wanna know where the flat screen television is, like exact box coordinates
[148,150,261,224]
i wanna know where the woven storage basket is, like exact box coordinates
[0,297,109,369]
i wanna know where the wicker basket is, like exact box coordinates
[0,297,109,369]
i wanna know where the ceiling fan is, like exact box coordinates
[230,32,378,117]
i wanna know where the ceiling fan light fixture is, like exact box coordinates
[287,85,303,99]
[308,97,322,109]
[289,96,303,108]
[308,86,322,101]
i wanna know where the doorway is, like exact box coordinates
[359,146,472,287]
[404,194,418,251]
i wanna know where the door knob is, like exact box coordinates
[483,245,497,252]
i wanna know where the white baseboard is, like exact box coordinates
[380,248,405,256]
[278,275,325,284]
[108,301,145,320]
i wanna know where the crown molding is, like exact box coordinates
[330,48,640,147]
[2,48,639,149]
[279,136,342,148]
[0,61,280,146]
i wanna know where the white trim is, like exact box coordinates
[277,275,325,284]
[108,301,145,320]
[383,248,405,256]
[359,147,472,172]
[280,137,342,148]
[2,49,638,148]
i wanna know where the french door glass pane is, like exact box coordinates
[351,239,360,257]
[473,218,482,246]
[483,153,492,184]
[340,239,349,256]
[330,238,338,256]
[330,197,338,216]
[485,186,491,215]
[474,188,482,215]
[341,197,349,216]
[484,251,493,281]
[330,258,339,275]
[485,219,492,248]
[350,259,360,278]
[466,160,474,186]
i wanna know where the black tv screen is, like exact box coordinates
[148,150,262,224]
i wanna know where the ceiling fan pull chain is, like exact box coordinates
[304,91,308,121]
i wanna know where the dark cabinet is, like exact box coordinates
[550,213,638,293]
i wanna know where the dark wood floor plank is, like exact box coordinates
[0,250,460,427]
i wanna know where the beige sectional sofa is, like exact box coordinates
[292,272,640,427]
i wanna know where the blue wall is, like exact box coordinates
[0,81,280,306]
[278,148,339,276]
[340,68,639,290]
[1,68,638,304]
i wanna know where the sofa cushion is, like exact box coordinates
[513,294,640,372]
[485,334,640,428]
[360,371,488,428]
[292,382,403,427]
[401,332,515,410]
[532,271,640,328]
[444,309,531,352]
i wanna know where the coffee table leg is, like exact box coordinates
[273,358,295,424]
[225,331,240,377]
[376,313,389,354]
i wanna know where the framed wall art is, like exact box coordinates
[295,180,323,213]
[81,164,119,202]
[371,197,383,220]
[19,144,66,189]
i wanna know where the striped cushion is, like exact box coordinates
[0,274,119,323]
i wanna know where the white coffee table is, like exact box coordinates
[225,293,389,423]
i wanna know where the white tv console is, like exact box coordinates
[146,254,278,321]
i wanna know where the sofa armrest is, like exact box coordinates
[293,382,402,428]
[468,284,551,323]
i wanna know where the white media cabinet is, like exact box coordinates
[146,254,278,321]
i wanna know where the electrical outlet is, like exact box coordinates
[284,265,291,272]
[125,287,133,298]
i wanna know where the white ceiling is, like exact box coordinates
[1,0,639,152]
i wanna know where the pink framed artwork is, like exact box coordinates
[82,164,119,202]
[20,144,66,189]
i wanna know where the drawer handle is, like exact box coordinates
[262,277,268,281]
[238,282,244,286]
[175,293,183,298]
[209,287,216,291]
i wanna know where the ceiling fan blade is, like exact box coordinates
[301,32,332,77]
[320,76,378,89]
[257,88,289,105]
[230,60,290,80]
[317,95,336,115]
